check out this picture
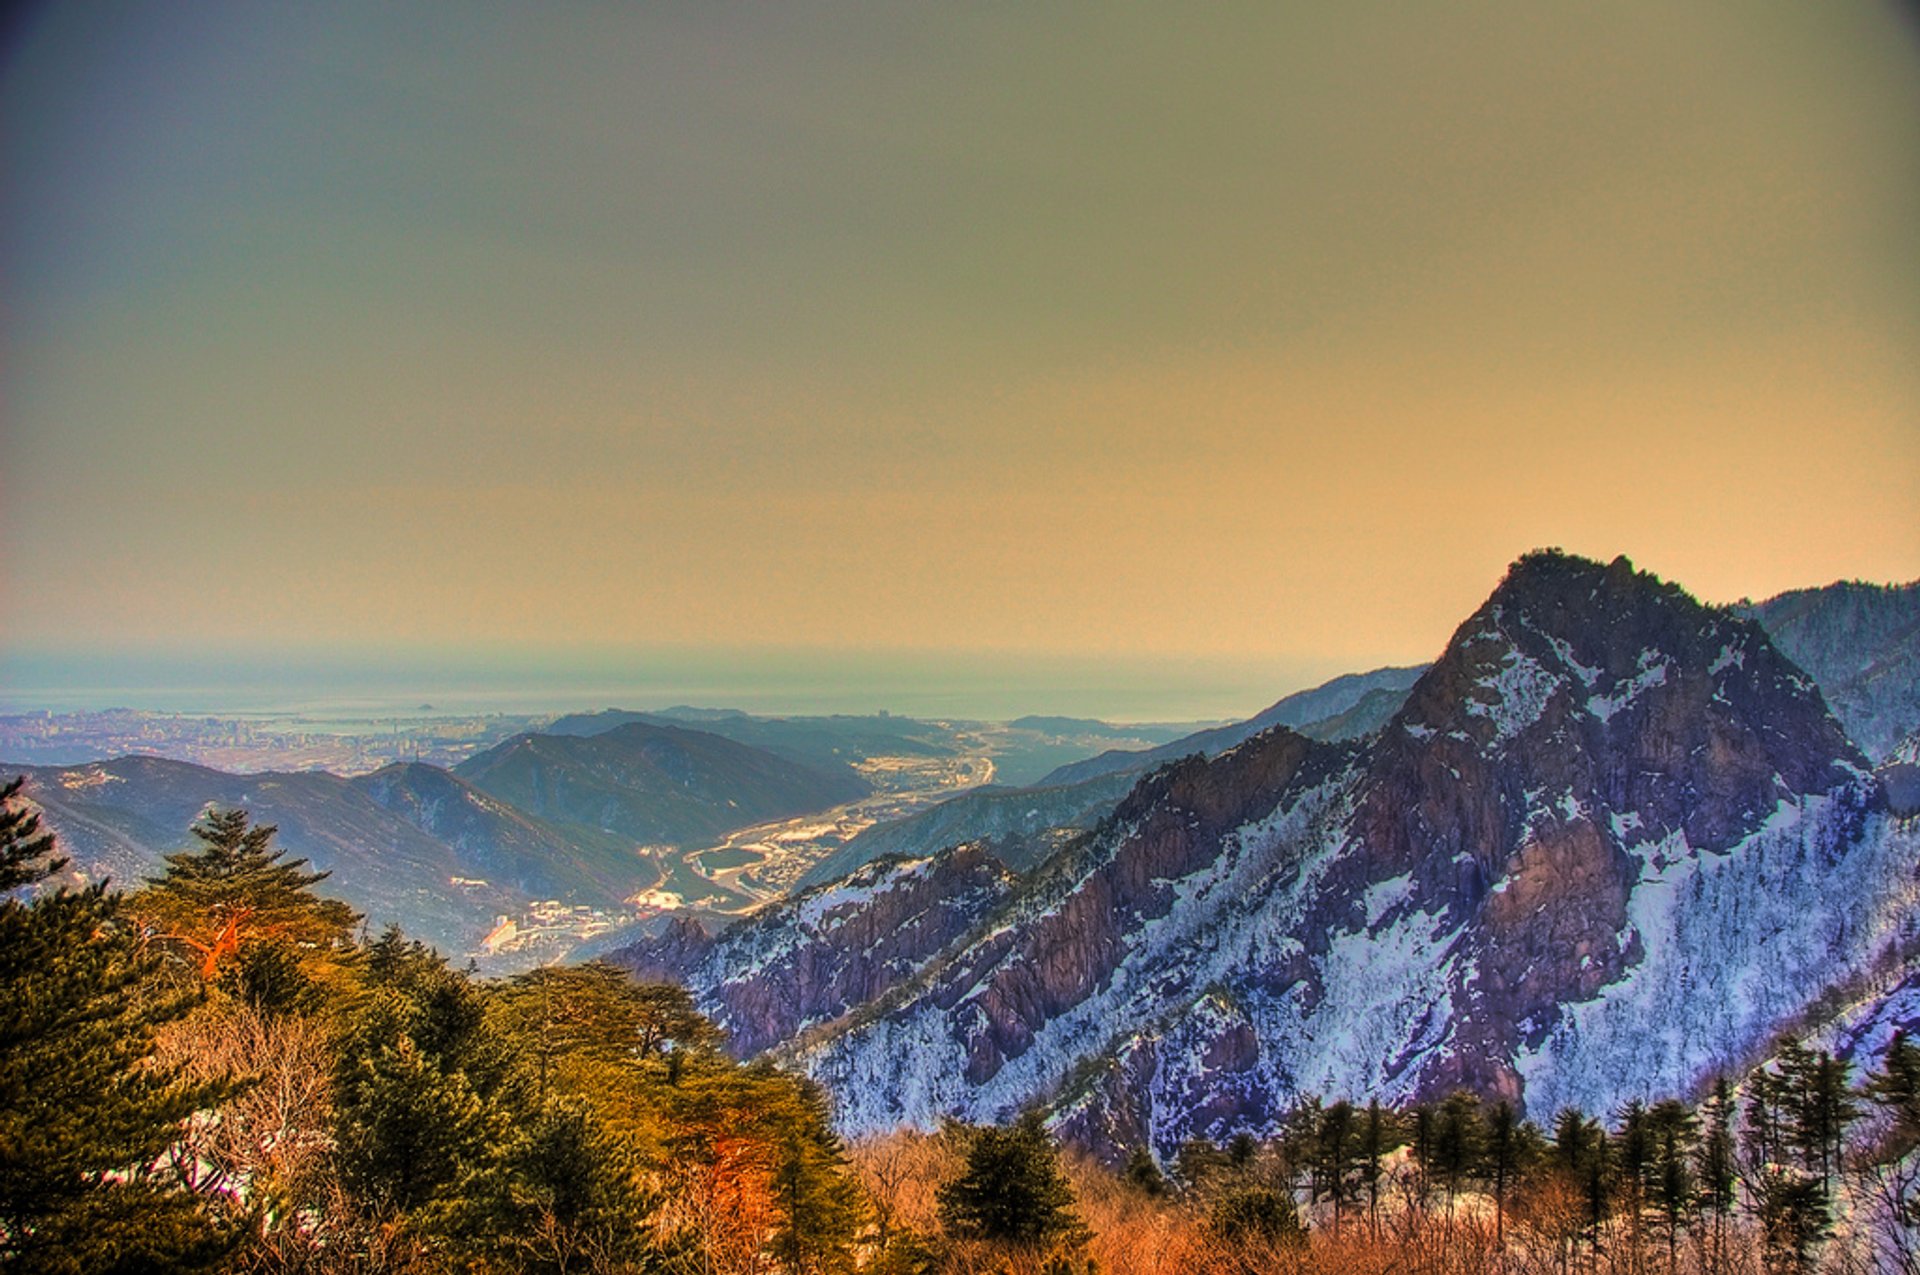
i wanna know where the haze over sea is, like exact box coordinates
[0,644,1324,724]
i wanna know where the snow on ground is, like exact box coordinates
[1515,785,1910,1115]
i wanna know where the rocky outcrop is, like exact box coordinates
[623,552,1914,1163]
[608,844,1018,1057]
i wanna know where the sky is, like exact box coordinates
[3,2,1917,718]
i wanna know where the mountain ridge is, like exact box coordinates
[611,551,1915,1162]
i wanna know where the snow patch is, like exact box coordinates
[1465,644,1561,742]
[1589,648,1672,723]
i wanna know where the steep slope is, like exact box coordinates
[1037,664,1426,787]
[1,756,636,952]
[625,553,1915,1161]
[616,844,1022,1057]
[1737,579,1920,761]
[454,720,870,847]
[352,762,651,902]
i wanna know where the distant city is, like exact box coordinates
[0,706,541,774]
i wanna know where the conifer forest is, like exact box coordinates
[4,776,1920,1274]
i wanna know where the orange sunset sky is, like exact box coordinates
[2,3,1916,714]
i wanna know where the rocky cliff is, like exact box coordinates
[614,552,1918,1161]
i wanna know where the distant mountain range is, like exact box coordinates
[452,720,872,847]
[0,705,1207,957]
[5,718,918,953]
[1735,579,1919,761]
[7,755,638,953]
[1036,664,1428,787]
[7,559,1913,999]
[613,552,1920,1161]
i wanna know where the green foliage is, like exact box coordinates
[1754,1167,1831,1275]
[1123,1145,1167,1197]
[336,1034,491,1213]
[1695,1077,1738,1215]
[1420,1090,1483,1202]
[456,1098,677,1274]
[1209,1186,1305,1245]
[1175,1136,1230,1188]
[937,1113,1086,1248]
[133,808,358,987]
[0,776,64,892]
[0,782,238,1272]
[1867,1029,1920,1152]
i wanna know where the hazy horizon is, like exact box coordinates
[0,640,1335,723]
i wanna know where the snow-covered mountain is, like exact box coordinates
[1738,579,1920,762]
[611,552,1919,1160]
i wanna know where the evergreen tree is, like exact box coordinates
[1123,1145,1168,1197]
[1176,1137,1230,1189]
[1753,1168,1830,1275]
[936,1113,1086,1248]
[458,1098,677,1275]
[1615,1099,1655,1264]
[1554,1108,1611,1247]
[1425,1091,1483,1209]
[134,809,357,983]
[334,1035,490,1214]
[1482,1101,1535,1246]
[1647,1099,1698,1269]
[1744,1064,1787,1167]
[1357,1099,1401,1239]
[1790,1051,1856,1192]
[0,783,238,1272]
[1696,1078,1739,1274]
[0,777,63,891]
[765,1078,865,1275]
[1867,1030,1920,1152]
[1313,1099,1357,1233]
[1209,1186,1305,1246]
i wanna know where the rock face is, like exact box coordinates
[621,552,1917,1161]
[612,845,1020,1057]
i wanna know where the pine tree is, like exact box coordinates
[1615,1099,1655,1266]
[936,1113,1086,1248]
[1482,1101,1535,1246]
[1794,1052,1856,1193]
[334,1034,490,1214]
[1696,1078,1738,1275]
[0,777,64,891]
[764,1077,864,1275]
[1209,1186,1306,1247]
[1175,1137,1230,1189]
[1744,1064,1786,1168]
[1867,1030,1920,1151]
[133,808,357,983]
[1123,1145,1168,1197]
[1647,1099,1698,1270]
[1314,1099,1357,1233]
[1357,1099,1401,1239]
[0,783,238,1272]
[1425,1090,1483,1210]
[1554,1108,1610,1250]
[1754,1168,1830,1275]
[456,1098,676,1275]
